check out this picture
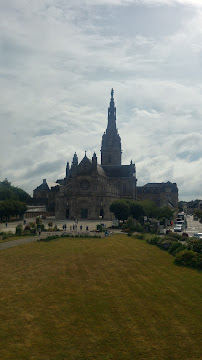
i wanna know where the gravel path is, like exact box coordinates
[0,233,53,251]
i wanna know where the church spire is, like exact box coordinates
[101,89,122,166]
[107,88,116,131]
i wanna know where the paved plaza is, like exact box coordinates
[0,217,114,235]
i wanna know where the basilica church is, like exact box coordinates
[55,89,137,220]
[33,89,178,219]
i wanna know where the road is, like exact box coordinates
[185,215,202,236]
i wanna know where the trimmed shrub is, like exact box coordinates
[168,242,187,256]
[157,238,175,251]
[36,216,42,225]
[147,236,160,245]
[16,224,23,235]
[167,232,182,241]
[133,223,144,233]
[134,233,144,240]
[187,239,202,254]
[122,217,144,233]
[29,222,36,228]
[174,250,202,269]
[37,233,102,242]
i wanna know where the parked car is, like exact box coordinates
[174,224,184,232]
[193,233,202,239]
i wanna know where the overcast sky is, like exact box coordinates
[1,0,202,201]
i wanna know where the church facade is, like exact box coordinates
[55,89,137,220]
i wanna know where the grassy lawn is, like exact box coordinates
[0,234,201,360]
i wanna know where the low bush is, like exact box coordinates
[36,216,42,225]
[29,222,36,228]
[187,238,202,254]
[167,232,182,240]
[157,238,175,251]
[38,233,102,242]
[16,224,23,235]
[174,250,202,269]
[168,242,187,256]
[0,231,13,240]
[147,236,160,245]
[134,233,144,240]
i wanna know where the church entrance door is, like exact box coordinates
[66,209,69,219]
[81,208,88,219]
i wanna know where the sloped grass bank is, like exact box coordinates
[0,234,201,360]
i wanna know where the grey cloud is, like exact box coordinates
[23,159,65,179]
[177,151,202,162]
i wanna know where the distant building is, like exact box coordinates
[182,199,202,214]
[33,179,61,213]
[137,182,178,208]
[25,205,47,219]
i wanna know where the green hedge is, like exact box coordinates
[174,250,202,269]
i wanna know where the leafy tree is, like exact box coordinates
[138,200,159,218]
[157,206,174,220]
[0,179,31,203]
[110,200,130,222]
[130,202,145,220]
[0,200,27,220]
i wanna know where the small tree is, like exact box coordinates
[110,200,130,222]
[139,200,159,218]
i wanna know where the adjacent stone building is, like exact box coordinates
[33,179,61,213]
[137,182,178,208]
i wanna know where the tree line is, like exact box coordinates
[110,199,174,222]
[0,179,30,220]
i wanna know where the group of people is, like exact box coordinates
[62,223,89,232]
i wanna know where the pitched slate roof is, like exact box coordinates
[102,165,133,178]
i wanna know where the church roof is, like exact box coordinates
[143,182,177,190]
[34,179,60,192]
[102,165,133,178]
[97,164,106,177]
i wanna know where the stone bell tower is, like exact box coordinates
[101,89,122,165]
